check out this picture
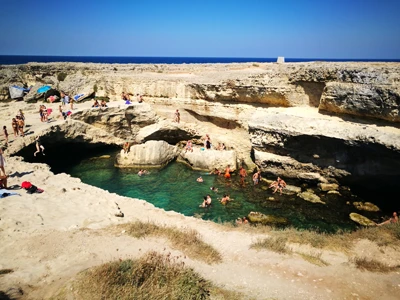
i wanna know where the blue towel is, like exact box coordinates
[0,189,20,198]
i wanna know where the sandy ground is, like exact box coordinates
[1,99,400,300]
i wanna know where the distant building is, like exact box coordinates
[277,57,285,63]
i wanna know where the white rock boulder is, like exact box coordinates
[115,140,179,168]
[178,148,237,171]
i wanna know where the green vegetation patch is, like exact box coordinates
[124,221,222,264]
[57,72,67,81]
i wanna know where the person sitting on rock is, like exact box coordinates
[377,212,399,226]
[196,176,203,183]
[121,92,130,101]
[185,140,193,152]
[101,100,108,107]
[271,177,286,195]
[92,99,100,108]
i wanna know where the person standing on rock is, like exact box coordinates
[0,147,6,176]
[3,126,9,146]
[174,109,180,123]
[239,166,247,186]
[11,118,18,137]
[253,170,262,185]
[61,91,69,107]
[17,116,25,137]
[224,165,232,179]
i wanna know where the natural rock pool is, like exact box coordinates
[33,145,391,233]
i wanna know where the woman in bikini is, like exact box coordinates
[11,118,18,137]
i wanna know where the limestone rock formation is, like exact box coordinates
[254,150,330,182]
[353,202,380,212]
[71,104,158,140]
[297,192,326,204]
[320,82,400,122]
[115,140,179,168]
[247,212,288,226]
[1,62,399,123]
[349,212,376,226]
[318,183,339,191]
[178,148,237,171]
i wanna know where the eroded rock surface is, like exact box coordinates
[115,140,179,168]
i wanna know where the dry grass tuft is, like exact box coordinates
[251,236,290,254]
[72,251,212,300]
[351,224,400,247]
[124,221,222,264]
[297,251,329,267]
[352,257,400,273]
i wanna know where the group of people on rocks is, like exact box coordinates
[121,92,143,104]
[3,110,26,146]
[184,134,228,153]
[92,99,108,108]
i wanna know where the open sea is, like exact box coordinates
[0,55,399,65]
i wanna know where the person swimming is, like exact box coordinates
[200,195,212,208]
[220,194,231,205]
[197,176,203,182]
[210,186,218,192]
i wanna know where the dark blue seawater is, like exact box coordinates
[1,55,399,65]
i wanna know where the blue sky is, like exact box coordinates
[0,0,399,58]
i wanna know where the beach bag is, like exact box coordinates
[21,181,32,189]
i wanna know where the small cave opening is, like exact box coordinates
[13,140,120,175]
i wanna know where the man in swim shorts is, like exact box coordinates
[239,166,247,186]
[253,170,261,185]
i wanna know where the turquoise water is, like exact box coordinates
[57,150,367,233]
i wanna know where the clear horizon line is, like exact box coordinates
[0,54,399,60]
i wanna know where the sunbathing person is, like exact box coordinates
[101,100,108,107]
[377,212,399,226]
